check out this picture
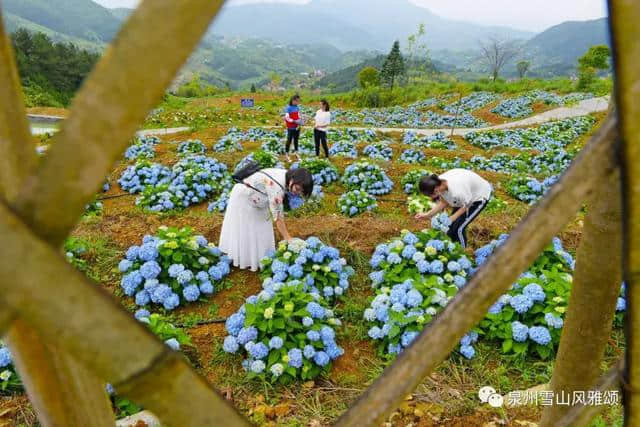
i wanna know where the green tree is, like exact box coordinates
[406,23,430,84]
[358,66,380,88]
[10,28,99,106]
[516,60,530,79]
[577,45,610,90]
[380,40,405,90]
[250,83,257,93]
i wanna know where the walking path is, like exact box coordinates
[346,96,610,136]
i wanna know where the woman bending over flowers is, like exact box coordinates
[219,168,313,271]
[415,169,492,248]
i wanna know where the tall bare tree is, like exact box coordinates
[478,36,521,81]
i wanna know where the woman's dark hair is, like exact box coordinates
[286,167,314,197]
[419,174,442,196]
[321,99,330,111]
[289,94,301,106]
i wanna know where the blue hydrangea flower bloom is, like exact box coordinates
[183,285,200,302]
[460,345,475,359]
[164,338,180,351]
[249,342,269,359]
[134,309,150,321]
[523,283,546,303]
[617,297,626,311]
[135,290,151,306]
[510,294,534,314]
[168,264,185,278]
[288,348,303,368]
[163,293,180,310]
[270,363,284,377]
[401,330,419,347]
[307,330,321,341]
[306,302,325,319]
[269,336,284,349]
[250,360,265,373]
[528,326,552,345]
[387,253,402,265]
[402,245,417,260]
[199,281,214,294]
[511,321,529,342]
[177,269,194,285]
[544,312,564,329]
[303,345,316,359]
[223,336,239,353]
[225,312,245,336]
[0,348,12,368]
[140,261,161,280]
[118,259,133,272]
[237,327,258,345]
[313,351,330,367]
[368,326,383,339]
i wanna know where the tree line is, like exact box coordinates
[11,28,99,107]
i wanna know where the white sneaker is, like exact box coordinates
[294,153,301,161]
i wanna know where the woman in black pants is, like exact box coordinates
[313,99,331,157]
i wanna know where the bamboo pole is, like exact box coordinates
[0,14,115,426]
[336,116,618,426]
[14,0,228,245]
[540,167,623,426]
[0,201,248,426]
[608,1,640,424]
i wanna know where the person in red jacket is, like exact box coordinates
[284,94,302,161]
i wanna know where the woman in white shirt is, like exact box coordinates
[415,169,492,248]
[313,99,331,157]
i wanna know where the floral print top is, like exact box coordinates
[244,168,287,220]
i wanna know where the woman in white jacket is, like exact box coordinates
[313,99,331,158]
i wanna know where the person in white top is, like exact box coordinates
[415,169,493,248]
[313,99,331,157]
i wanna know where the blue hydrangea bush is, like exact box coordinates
[124,141,156,161]
[213,128,244,152]
[291,157,340,185]
[0,343,21,391]
[136,155,232,211]
[260,137,285,154]
[476,235,576,358]
[365,230,477,358]
[507,175,559,204]
[363,142,393,161]
[118,161,172,194]
[329,140,358,158]
[337,190,378,217]
[176,139,207,156]
[401,169,432,194]
[118,226,231,310]
[259,237,355,305]
[222,283,344,383]
[341,161,393,195]
[399,149,426,164]
[402,131,456,150]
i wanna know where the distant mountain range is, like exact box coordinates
[1,0,610,87]
[210,0,534,51]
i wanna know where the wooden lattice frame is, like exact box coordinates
[0,0,637,425]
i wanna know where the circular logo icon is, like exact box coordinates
[488,393,504,408]
[478,386,496,403]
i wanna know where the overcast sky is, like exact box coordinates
[93,0,607,32]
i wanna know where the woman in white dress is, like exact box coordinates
[219,167,313,271]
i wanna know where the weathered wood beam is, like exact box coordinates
[0,12,114,426]
[0,200,247,426]
[336,116,618,426]
[554,361,623,427]
[13,0,227,246]
[608,0,640,424]
[540,167,623,426]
